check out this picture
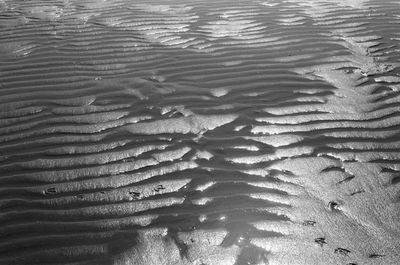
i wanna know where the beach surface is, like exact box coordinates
[0,0,399,264]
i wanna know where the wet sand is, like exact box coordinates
[0,0,400,264]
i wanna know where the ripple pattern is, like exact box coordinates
[0,0,400,264]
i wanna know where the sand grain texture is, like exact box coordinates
[0,0,399,264]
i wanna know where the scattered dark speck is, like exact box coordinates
[44,187,57,195]
[337,174,355,184]
[303,220,317,226]
[350,190,365,196]
[334,248,351,256]
[314,237,327,247]
[129,191,141,199]
[154,184,165,192]
[321,166,344,173]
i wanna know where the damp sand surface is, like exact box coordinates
[0,0,400,264]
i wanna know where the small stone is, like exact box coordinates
[328,201,340,211]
